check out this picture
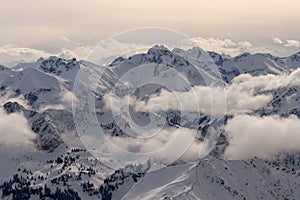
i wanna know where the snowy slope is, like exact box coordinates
[121,158,300,200]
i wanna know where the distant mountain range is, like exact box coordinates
[0,46,300,199]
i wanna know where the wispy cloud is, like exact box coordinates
[0,44,50,67]
[1,35,300,67]
[284,40,300,47]
[189,37,252,56]
[188,37,297,56]
[272,37,284,44]
[0,44,92,67]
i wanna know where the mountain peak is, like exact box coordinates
[146,44,172,56]
[39,56,79,78]
[235,52,251,59]
[2,101,24,114]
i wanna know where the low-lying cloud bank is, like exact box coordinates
[105,69,300,116]
[132,84,271,116]
[231,68,300,91]
[0,108,36,151]
[224,115,300,160]
[103,68,300,160]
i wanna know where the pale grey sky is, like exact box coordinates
[0,0,300,66]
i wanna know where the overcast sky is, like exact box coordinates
[1,0,300,66]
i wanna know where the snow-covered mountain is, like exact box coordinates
[0,46,300,199]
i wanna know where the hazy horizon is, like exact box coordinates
[1,0,300,66]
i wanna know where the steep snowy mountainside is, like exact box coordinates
[39,56,80,82]
[120,158,300,200]
[0,57,81,110]
[109,45,215,87]
[12,56,80,82]
[210,52,293,82]
[12,57,45,71]
[11,67,60,94]
[284,52,300,69]
[109,46,300,85]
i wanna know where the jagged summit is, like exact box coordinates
[147,44,171,53]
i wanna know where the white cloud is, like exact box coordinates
[37,90,77,112]
[224,115,300,160]
[284,40,300,47]
[0,45,43,57]
[105,69,297,116]
[1,36,299,67]
[57,48,78,59]
[197,37,237,48]
[58,46,92,60]
[38,104,66,112]
[131,85,270,116]
[103,70,300,161]
[61,90,77,105]
[108,128,178,153]
[0,44,93,67]
[273,37,283,44]
[190,37,252,56]
[86,38,151,66]
[107,126,203,163]
[187,37,298,57]
[231,68,300,91]
[0,44,51,67]
[0,108,36,151]
[238,41,252,48]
